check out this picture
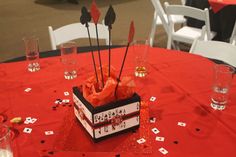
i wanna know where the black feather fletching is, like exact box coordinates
[80,6,91,26]
[104,5,116,29]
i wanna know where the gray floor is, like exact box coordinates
[0,0,180,62]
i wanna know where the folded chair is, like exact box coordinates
[48,22,109,50]
[149,0,186,47]
[190,39,236,67]
[164,2,216,50]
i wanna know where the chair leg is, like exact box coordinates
[149,20,157,47]
[167,35,172,49]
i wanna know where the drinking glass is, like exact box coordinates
[211,64,235,110]
[0,124,13,157]
[60,41,78,80]
[133,40,149,78]
[23,36,40,72]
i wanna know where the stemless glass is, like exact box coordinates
[211,64,235,110]
[23,36,40,72]
[60,41,78,80]
[0,124,13,157]
[133,40,150,78]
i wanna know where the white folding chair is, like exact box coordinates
[230,20,236,45]
[48,22,109,50]
[149,0,186,47]
[164,2,216,50]
[190,39,236,67]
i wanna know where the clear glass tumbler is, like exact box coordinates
[133,40,150,78]
[211,64,235,110]
[23,36,40,72]
[60,41,78,80]
[0,124,13,157]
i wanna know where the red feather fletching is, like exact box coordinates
[90,0,101,24]
[128,21,135,43]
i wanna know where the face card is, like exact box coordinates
[178,122,186,127]
[149,96,156,102]
[159,147,168,155]
[152,128,160,134]
[156,136,165,142]
[24,88,32,92]
[137,138,146,144]
[23,128,32,134]
[45,131,54,135]
[64,92,69,96]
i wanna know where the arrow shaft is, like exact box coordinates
[114,42,130,97]
[108,29,111,77]
[86,26,99,83]
[95,24,105,87]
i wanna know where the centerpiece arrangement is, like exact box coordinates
[73,0,140,142]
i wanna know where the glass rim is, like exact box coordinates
[22,36,39,41]
[0,124,10,141]
[214,64,235,74]
[60,41,77,48]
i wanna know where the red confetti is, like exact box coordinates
[128,21,135,43]
[90,0,101,24]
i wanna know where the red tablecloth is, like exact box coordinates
[209,0,236,13]
[0,47,236,157]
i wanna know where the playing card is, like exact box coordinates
[64,92,69,96]
[24,117,32,124]
[45,131,54,135]
[55,98,63,104]
[23,128,32,134]
[178,122,186,127]
[152,128,160,134]
[24,88,32,92]
[159,147,168,155]
[31,118,37,124]
[149,96,156,102]
[156,136,165,142]
[150,117,156,123]
[137,138,146,144]
[62,99,70,103]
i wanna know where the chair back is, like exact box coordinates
[164,2,211,40]
[190,39,236,67]
[48,22,109,50]
[230,20,236,45]
[151,0,169,33]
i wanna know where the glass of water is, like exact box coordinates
[211,64,235,110]
[133,40,150,78]
[60,41,78,80]
[23,36,40,72]
[0,124,13,157]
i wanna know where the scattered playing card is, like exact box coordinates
[149,96,156,102]
[31,118,37,124]
[159,147,168,155]
[24,88,32,92]
[156,136,165,142]
[64,92,69,96]
[178,122,186,127]
[45,131,54,135]
[55,99,62,104]
[24,117,32,124]
[152,128,160,134]
[149,117,156,123]
[137,138,146,144]
[23,128,32,134]
[62,99,70,103]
